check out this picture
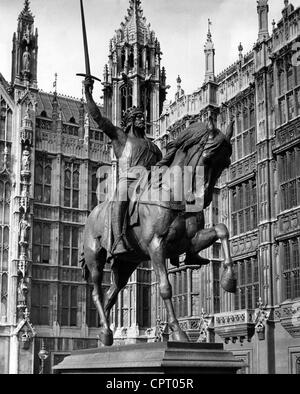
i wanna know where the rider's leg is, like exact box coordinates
[185,213,210,266]
[112,178,129,254]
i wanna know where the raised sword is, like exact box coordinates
[76,0,101,82]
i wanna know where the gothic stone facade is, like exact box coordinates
[155,0,300,375]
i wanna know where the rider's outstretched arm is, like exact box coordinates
[84,78,120,141]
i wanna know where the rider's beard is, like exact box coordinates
[133,123,146,138]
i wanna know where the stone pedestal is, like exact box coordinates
[53,342,244,374]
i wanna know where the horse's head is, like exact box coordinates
[202,117,234,208]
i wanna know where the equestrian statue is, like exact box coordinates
[78,0,237,347]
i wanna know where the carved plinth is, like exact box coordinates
[53,342,244,374]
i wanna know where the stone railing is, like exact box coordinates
[214,309,256,344]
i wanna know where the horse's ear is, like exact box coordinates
[225,120,235,141]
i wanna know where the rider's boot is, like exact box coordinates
[184,252,210,266]
[112,200,128,255]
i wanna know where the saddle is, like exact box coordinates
[99,168,204,260]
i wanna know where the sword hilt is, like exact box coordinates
[76,73,102,83]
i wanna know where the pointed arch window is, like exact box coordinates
[234,257,259,310]
[34,157,52,204]
[120,83,133,116]
[249,106,255,128]
[282,238,300,301]
[1,227,9,272]
[138,47,144,69]
[128,47,134,70]
[243,108,249,131]
[0,273,8,322]
[60,285,78,326]
[32,222,51,264]
[62,225,79,267]
[121,47,126,70]
[141,84,151,134]
[279,69,286,96]
[0,179,10,322]
[287,65,294,92]
[230,180,257,236]
[0,180,10,225]
[0,100,7,140]
[91,171,98,209]
[64,162,80,208]
[31,282,50,325]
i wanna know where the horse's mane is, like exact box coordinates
[156,121,209,168]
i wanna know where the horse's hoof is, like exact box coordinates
[169,323,190,342]
[99,327,113,346]
[221,266,237,293]
[171,330,190,342]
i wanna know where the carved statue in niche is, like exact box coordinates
[23,24,31,44]
[17,277,28,307]
[22,147,31,172]
[22,46,31,72]
[19,215,31,244]
[84,112,90,127]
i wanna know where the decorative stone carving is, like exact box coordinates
[22,46,31,73]
[13,309,36,350]
[254,297,270,341]
[20,107,33,146]
[154,318,169,342]
[19,214,31,245]
[278,301,300,338]
[197,309,214,343]
[277,208,300,236]
[17,277,28,310]
[214,310,256,344]
[21,147,31,174]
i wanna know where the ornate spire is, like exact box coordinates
[257,0,269,41]
[12,0,38,86]
[116,0,153,44]
[175,75,184,100]
[53,72,57,95]
[204,19,215,83]
[207,18,212,41]
[205,19,214,49]
[238,42,243,61]
[18,0,34,21]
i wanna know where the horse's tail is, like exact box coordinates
[80,250,89,281]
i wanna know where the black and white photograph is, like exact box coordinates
[0,0,300,378]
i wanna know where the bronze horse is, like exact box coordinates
[82,120,236,346]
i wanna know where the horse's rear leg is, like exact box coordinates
[148,236,189,343]
[104,259,138,322]
[190,224,236,293]
[85,247,113,346]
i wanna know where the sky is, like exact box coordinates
[0,0,293,103]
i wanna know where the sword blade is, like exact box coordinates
[80,0,91,76]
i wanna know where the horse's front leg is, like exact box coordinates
[190,223,236,293]
[148,236,189,342]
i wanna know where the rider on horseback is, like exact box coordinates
[84,77,162,255]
